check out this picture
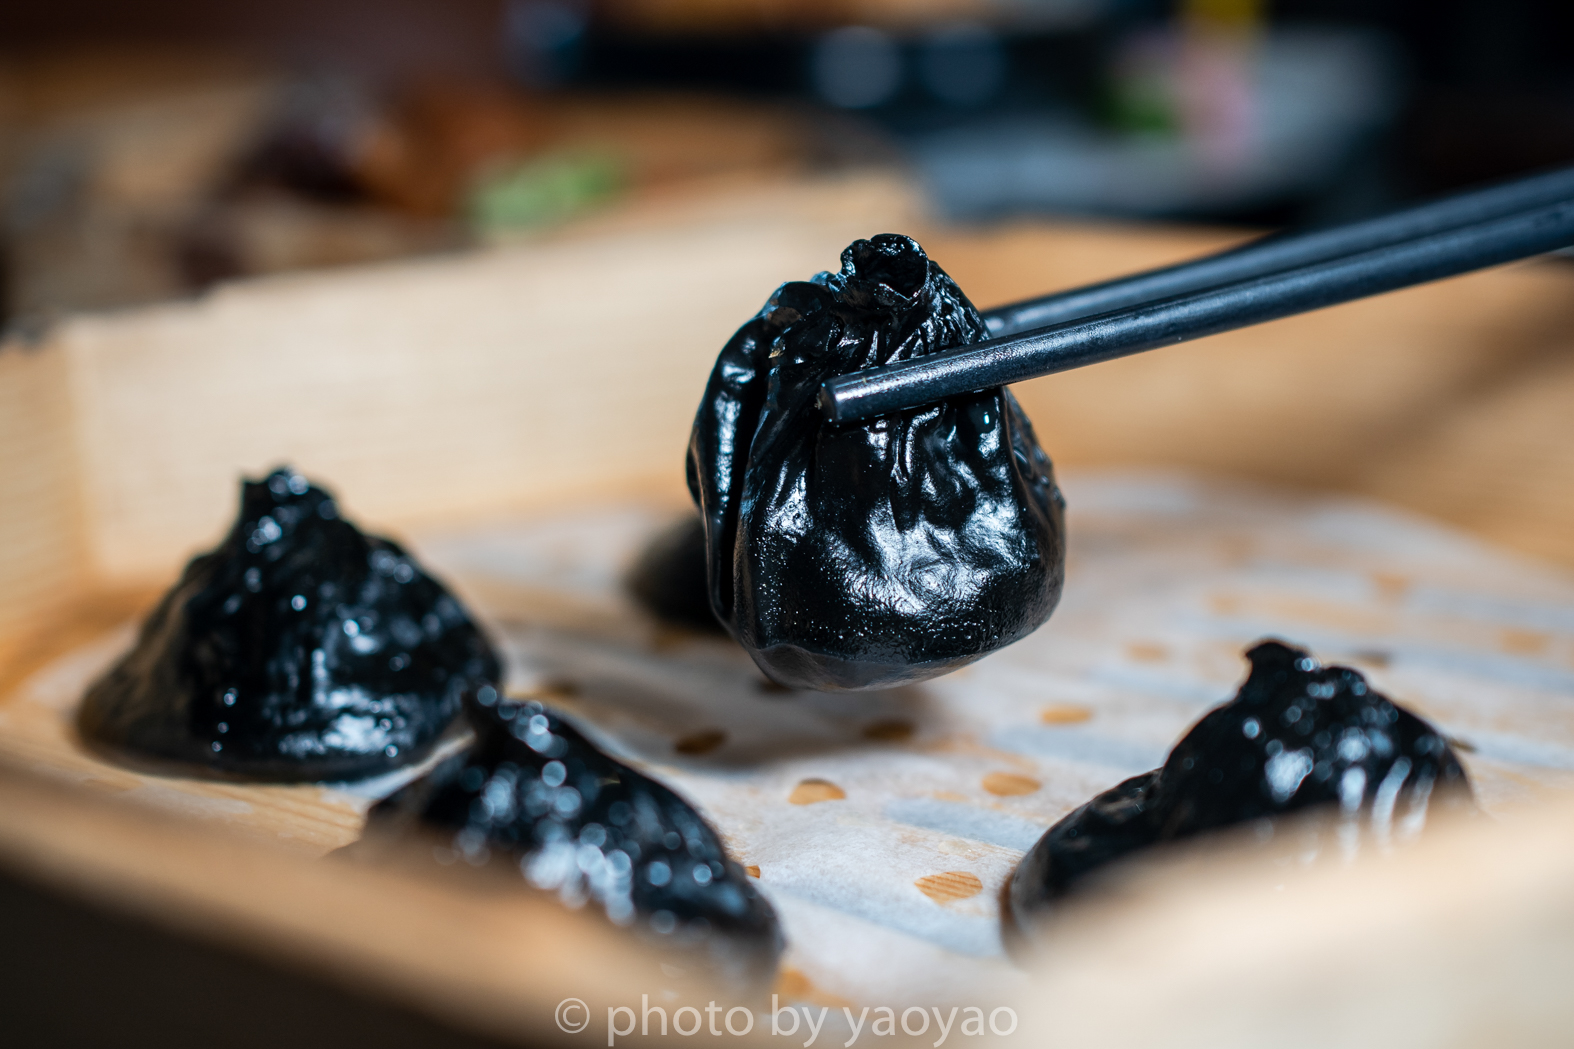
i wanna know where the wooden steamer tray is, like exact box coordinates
[3,177,1574,1047]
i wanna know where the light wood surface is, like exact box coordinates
[0,345,90,646]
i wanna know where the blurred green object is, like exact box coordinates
[468,151,625,233]
[1104,34,1181,136]
[1106,73,1178,135]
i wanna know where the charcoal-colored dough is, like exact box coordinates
[1008,640,1473,944]
[687,233,1066,691]
[78,468,499,781]
[625,514,724,633]
[365,693,783,982]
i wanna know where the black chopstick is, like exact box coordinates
[980,163,1574,337]
[820,195,1574,425]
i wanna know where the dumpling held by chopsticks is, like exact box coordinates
[687,234,1066,691]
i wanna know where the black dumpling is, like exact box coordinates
[687,233,1066,691]
[367,695,783,983]
[1008,640,1473,942]
[78,467,499,780]
[625,515,724,633]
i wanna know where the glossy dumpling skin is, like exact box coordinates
[78,468,499,781]
[688,233,1066,691]
[365,694,783,982]
[1007,640,1473,944]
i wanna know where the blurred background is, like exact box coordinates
[0,0,1569,337]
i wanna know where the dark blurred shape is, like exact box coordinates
[2,0,1571,328]
[0,869,515,1049]
[230,78,375,205]
[0,240,11,332]
[598,0,1108,36]
[1402,89,1574,196]
[174,75,466,289]
[0,42,813,331]
[625,515,723,634]
[918,23,1007,107]
[0,0,510,81]
[810,26,903,110]
[1273,0,1574,208]
[557,0,1573,224]
[504,0,589,87]
[937,27,1402,221]
[0,51,282,325]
